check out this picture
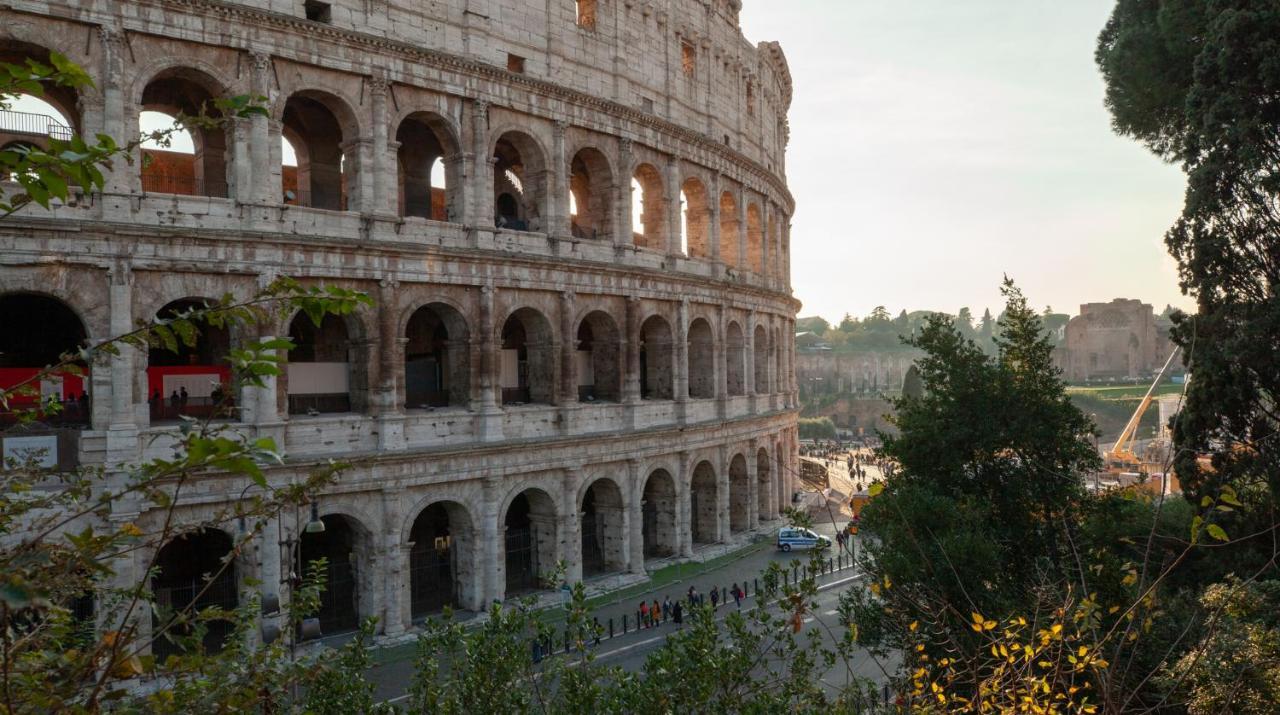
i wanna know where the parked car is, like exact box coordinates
[777,527,831,552]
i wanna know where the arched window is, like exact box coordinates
[726,321,745,396]
[680,178,710,259]
[404,303,470,408]
[281,92,352,210]
[687,318,715,399]
[500,308,554,405]
[576,311,621,402]
[0,293,89,429]
[287,313,365,414]
[138,69,229,197]
[147,299,234,423]
[568,147,612,239]
[396,113,461,222]
[631,163,666,251]
[493,132,547,232]
[719,191,739,267]
[504,489,558,595]
[639,315,674,400]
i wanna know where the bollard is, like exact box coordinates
[754,577,759,594]
[838,553,843,570]
[623,614,628,633]
[609,618,614,639]
[829,557,834,573]
[784,571,789,587]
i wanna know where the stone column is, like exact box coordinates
[627,459,645,574]
[559,291,577,405]
[341,137,373,213]
[623,297,641,404]
[715,304,727,419]
[375,278,398,412]
[616,139,634,247]
[674,300,689,424]
[369,75,396,216]
[249,51,275,205]
[562,467,583,585]
[716,444,730,543]
[745,310,757,400]
[737,191,749,274]
[665,158,683,258]
[257,513,283,640]
[381,487,407,635]
[475,284,503,440]
[550,120,570,238]
[231,118,251,203]
[469,100,492,229]
[481,475,503,603]
[106,262,137,464]
[677,451,693,557]
[97,27,129,198]
[746,438,760,530]
[708,173,722,267]
[783,222,793,293]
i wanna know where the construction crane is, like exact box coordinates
[1106,348,1181,474]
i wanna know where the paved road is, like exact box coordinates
[369,526,889,705]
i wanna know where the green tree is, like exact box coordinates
[795,315,830,336]
[955,306,975,337]
[1097,0,1280,501]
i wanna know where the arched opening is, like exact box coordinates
[746,203,764,273]
[680,178,710,259]
[493,131,546,232]
[396,113,461,222]
[719,191,739,267]
[0,43,81,153]
[409,501,473,618]
[580,478,625,577]
[632,163,666,251]
[147,299,234,423]
[151,528,237,658]
[754,324,769,394]
[639,315,674,400]
[405,303,470,409]
[690,460,718,545]
[504,489,557,596]
[728,453,749,534]
[500,308,554,405]
[756,448,772,521]
[641,469,677,558]
[138,70,228,197]
[726,321,745,397]
[287,313,363,415]
[281,92,350,210]
[568,147,612,239]
[687,318,715,399]
[575,311,621,402]
[766,215,778,279]
[0,293,89,427]
[298,514,362,638]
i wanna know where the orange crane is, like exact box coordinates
[1105,348,1181,475]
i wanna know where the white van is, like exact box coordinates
[777,527,831,552]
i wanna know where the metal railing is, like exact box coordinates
[0,109,73,140]
[140,171,229,198]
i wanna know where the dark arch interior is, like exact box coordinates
[690,461,718,545]
[500,310,553,405]
[639,315,673,400]
[576,312,620,402]
[580,479,625,576]
[396,115,452,221]
[0,293,89,424]
[409,502,464,617]
[282,94,346,210]
[148,299,234,422]
[405,304,469,408]
[642,469,677,558]
[299,514,359,638]
[151,528,237,658]
[687,318,715,399]
[287,313,355,414]
[503,490,556,595]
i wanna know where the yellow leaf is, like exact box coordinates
[972,612,985,624]
[121,522,143,537]
[909,620,918,632]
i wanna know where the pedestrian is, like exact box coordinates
[179,386,189,407]
[710,587,719,609]
[592,616,602,646]
[663,595,672,621]
[652,599,661,625]
[731,582,742,608]
[639,600,649,628]
[672,599,683,627]
[170,390,180,410]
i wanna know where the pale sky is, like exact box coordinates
[738,1,1191,323]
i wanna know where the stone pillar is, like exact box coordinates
[475,284,503,440]
[745,310,757,400]
[623,297,641,404]
[674,300,689,424]
[715,304,727,419]
[341,137,373,213]
[562,467,583,585]
[783,222,793,293]
[677,451,693,557]
[106,262,137,464]
[716,444,730,543]
[97,27,129,198]
[257,513,283,639]
[737,191,749,274]
[559,291,576,405]
[627,458,645,574]
[249,51,274,205]
[375,278,398,412]
[665,158,683,258]
[381,487,407,635]
[616,139,634,247]
[469,100,492,229]
[481,475,503,603]
[369,75,396,216]
[550,120,570,238]
[231,118,251,203]
[708,173,722,266]
[746,438,760,530]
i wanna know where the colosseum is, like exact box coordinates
[0,0,797,646]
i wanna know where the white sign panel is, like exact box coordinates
[287,363,349,395]
[4,435,58,468]
[162,373,222,399]
[576,350,594,387]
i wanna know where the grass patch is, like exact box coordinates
[1066,383,1183,400]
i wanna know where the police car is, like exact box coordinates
[776,527,831,552]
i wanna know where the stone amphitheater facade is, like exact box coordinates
[0,0,797,643]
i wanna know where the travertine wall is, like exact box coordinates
[0,0,798,645]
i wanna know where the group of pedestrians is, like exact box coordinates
[637,581,750,630]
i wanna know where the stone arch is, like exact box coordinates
[569,146,614,239]
[285,310,369,414]
[756,446,773,521]
[746,203,764,273]
[500,307,555,405]
[404,302,471,408]
[0,292,91,426]
[502,487,559,595]
[492,130,549,232]
[0,40,82,134]
[680,176,711,259]
[281,89,361,210]
[719,191,739,267]
[579,476,626,576]
[575,310,621,402]
[407,500,475,618]
[396,111,463,222]
[632,162,666,251]
[639,314,674,400]
[136,65,233,198]
[753,323,769,394]
[728,452,750,533]
[687,317,715,399]
[147,298,236,423]
[689,460,718,545]
[299,512,371,638]
[641,468,677,558]
[726,320,745,396]
[151,527,238,658]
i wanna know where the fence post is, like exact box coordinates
[829,557,834,573]
[754,577,758,595]
[623,614,628,633]
[609,617,614,639]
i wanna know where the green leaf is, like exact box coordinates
[1205,523,1228,542]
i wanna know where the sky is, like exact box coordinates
[738,1,1191,324]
